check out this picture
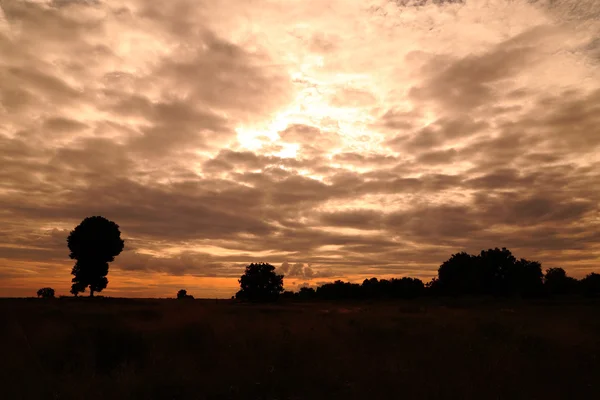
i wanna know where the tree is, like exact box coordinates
[37,287,55,298]
[390,277,425,299]
[177,289,194,300]
[436,248,544,296]
[316,280,362,299]
[298,286,316,300]
[580,273,600,296]
[437,252,481,295]
[67,216,124,297]
[544,267,578,295]
[236,262,284,302]
[512,259,543,296]
[478,247,518,295]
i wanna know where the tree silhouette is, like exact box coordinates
[435,248,543,296]
[236,262,284,302]
[390,277,425,298]
[67,216,124,297]
[37,287,55,298]
[544,267,578,295]
[478,247,518,295]
[438,252,481,295]
[580,273,600,296]
[359,277,424,299]
[316,280,362,299]
[512,259,544,296]
[177,289,194,300]
[298,286,316,299]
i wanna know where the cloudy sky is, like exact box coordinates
[1,0,599,298]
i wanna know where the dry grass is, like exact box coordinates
[1,297,599,399]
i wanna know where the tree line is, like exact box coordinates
[32,216,600,300]
[234,253,600,302]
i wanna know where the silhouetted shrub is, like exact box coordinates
[177,289,194,300]
[236,262,284,302]
[37,287,55,298]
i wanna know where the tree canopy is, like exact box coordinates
[37,287,55,298]
[177,289,194,300]
[67,216,124,297]
[437,248,543,296]
[236,262,284,302]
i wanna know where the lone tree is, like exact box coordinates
[177,289,194,300]
[236,262,284,302]
[67,216,124,297]
[37,287,55,298]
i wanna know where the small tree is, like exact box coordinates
[236,262,284,302]
[177,289,194,300]
[67,216,124,297]
[37,287,55,298]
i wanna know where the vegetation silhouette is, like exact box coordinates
[236,262,284,302]
[36,287,55,298]
[67,216,124,297]
[280,277,424,301]
[277,248,595,301]
[56,223,595,301]
[177,289,194,300]
[544,267,579,296]
[437,248,543,297]
[580,273,600,296]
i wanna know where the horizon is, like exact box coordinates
[1,0,600,298]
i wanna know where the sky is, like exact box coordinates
[1,0,599,298]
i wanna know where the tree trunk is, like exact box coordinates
[90,288,94,297]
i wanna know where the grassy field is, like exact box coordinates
[1,298,599,400]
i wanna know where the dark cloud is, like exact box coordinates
[318,209,384,230]
[154,30,292,120]
[332,152,399,166]
[408,28,548,113]
[387,115,489,152]
[43,117,89,134]
[376,108,420,131]
[114,250,239,277]
[416,148,458,164]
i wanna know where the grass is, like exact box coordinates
[1,297,599,399]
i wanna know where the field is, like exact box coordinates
[1,298,600,400]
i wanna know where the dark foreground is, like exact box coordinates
[1,298,599,400]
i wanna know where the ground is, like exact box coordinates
[1,297,599,399]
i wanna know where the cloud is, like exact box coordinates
[277,262,335,280]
